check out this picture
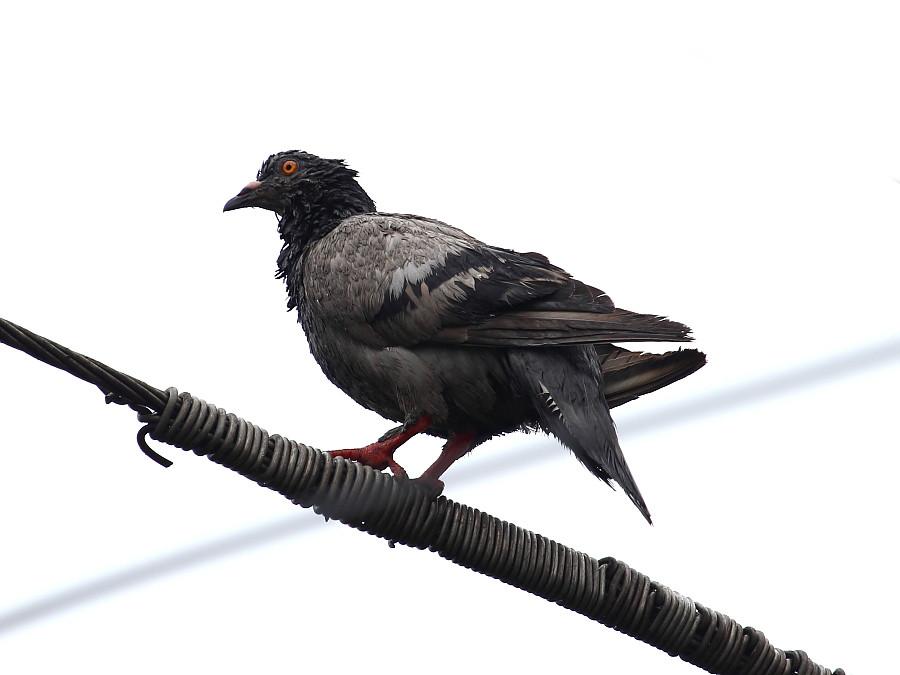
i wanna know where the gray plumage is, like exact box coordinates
[224,150,706,523]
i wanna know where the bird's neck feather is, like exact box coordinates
[275,184,375,312]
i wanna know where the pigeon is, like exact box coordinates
[224,150,705,523]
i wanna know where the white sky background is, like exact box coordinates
[1,2,898,673]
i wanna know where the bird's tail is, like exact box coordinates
[597,346,706,409]
[506,347,652,524]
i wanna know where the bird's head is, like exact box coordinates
[223,150,376,239]
[224,150,376,302]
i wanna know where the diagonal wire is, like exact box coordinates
[2,333,899,636]
[0,515,318,635]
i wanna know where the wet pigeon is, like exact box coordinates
[224,151,705,523]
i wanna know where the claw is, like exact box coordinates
[410,475,445,499]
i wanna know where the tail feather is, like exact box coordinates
[598,346,706,409]
[506,347,652,524]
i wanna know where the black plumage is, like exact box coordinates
[224,150,705,523]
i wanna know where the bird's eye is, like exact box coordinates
[281,160,299,175]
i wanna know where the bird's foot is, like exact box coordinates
[329,414,433,478]
[329,442,409,477]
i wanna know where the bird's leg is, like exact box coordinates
[412,430,477,496]
[329,414,433,478]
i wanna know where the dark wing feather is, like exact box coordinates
[431,308,693,346]
[372,245,577,328]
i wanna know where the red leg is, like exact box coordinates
[412,429,477,495]
[329,414,433,478]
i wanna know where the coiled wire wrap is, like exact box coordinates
[0,316,843,675]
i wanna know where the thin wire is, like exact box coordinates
[0,515,318,635]
[2,335,898,635]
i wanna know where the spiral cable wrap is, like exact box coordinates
[0,317,844,675]
[137,389,842,674]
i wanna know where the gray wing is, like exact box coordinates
[303,213,693,348]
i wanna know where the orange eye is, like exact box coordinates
[281,160,299,175]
